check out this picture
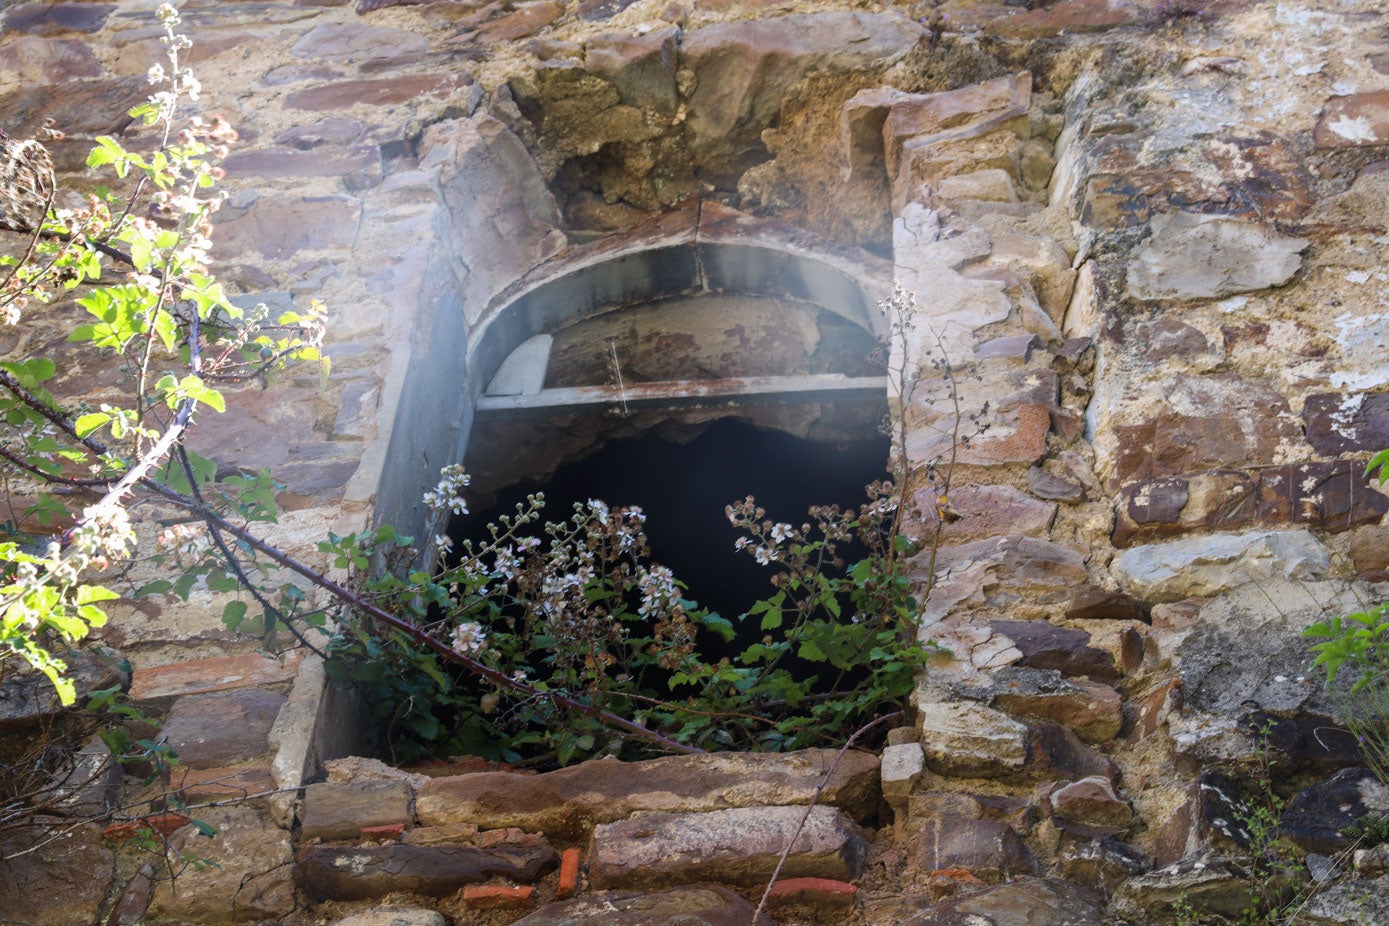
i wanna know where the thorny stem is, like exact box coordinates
[751,710,902,922]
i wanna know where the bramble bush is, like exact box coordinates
[0,5,949,788]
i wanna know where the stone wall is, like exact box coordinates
[3,0,1389,924]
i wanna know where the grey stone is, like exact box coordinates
[1111,530,1330,602]
[1127,211,1308,301]
[512,886,769,925]
[881,742,925,810]
[1302,874,1389,924]
[589,805,867,889]
[1112,854,1251,920]
[301,778,415,841]
[902,877,1106,925]
[0,650,126,731]
[162,688,288,768]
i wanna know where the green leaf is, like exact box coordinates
[75,413,111,438]
[221,600,248,631]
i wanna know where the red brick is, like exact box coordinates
[361,823,405,840]
[141,813,191,838]
[557,847,582,899]
[129,651,303,701]
[460,884,534,909]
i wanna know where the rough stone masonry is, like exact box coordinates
[2,0,1389,924]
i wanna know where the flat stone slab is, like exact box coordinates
[161,688,287,768]
[148,807,295,922]
[1126,211,1307,301]
[589,805,868,889]
[297,836,558,901]
[301,778,414,841]
[511,886,769,925]
[415,749,879,839]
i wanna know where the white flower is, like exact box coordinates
[450,621,487,656]
[146,64,166,86]
[770,523,793,544]
[754,546,775,566]
[433,534,453,554]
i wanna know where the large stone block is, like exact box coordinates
[297,836,558,901]
[917,698,1030,778]
[0,820,113,926]
[148,807,295,922]
[589,805,867,889]
[415,749,879,839]
[301,778,415,842]
[1112,530,1330,602]
[162,689,287,768]
[1316,91,1389,148]
[1126,211,1307,301]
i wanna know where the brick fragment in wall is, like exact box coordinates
[296,837,559,901]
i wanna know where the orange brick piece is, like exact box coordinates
[360,823,406,840]
[557,847,582,899]
[767,877,857,911]
[461,885,534,909]
[141,812,192,838]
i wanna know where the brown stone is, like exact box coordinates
[1130,677,1183,742]
[129,650,304,701]
[1304,392,1389,455]
[3,2,113,34]
[1030,722,1118,783]
[913,816,1037,883]
[415,749,880,840]
[589,805,867,889]
[934,484,1057,542]
[1350,524,1389,578]
[995,671,1122,744]
[301,778,415,841]
[0,820,113,926]
[274,118,366,149]
[1113,463,1387,546]
[0,76,145,170]
[1027,465,1085,503]
[1050,776,1133,829]
[881,74,1031,191]
[902,877,1108,926]
[0,36,102,84]
[988,619,1116,685]
[511,886,769,925]
[214,193,362,261]
[171,765,276,803]
[403,822,480,846]
[291,22,429,59]
[283,73,472,110]
[106,864,156,926]
[946,0,1143,39]
[476,1,563,43]
[681,12,927,178]
[1063,587,1145,623]
[1110,376,1301,484]
[296,838,558,901]
[766,877,857,913]
[584,26,679,115]
[161,689,287,768]
[921,537,1088,624]
[148,807,295,922]
[1316,91,1389,148]
[1135,318,1209,361]
[0,651,126,731]
[223,145,381,182]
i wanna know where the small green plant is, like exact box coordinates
[1304,449,1389,784]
